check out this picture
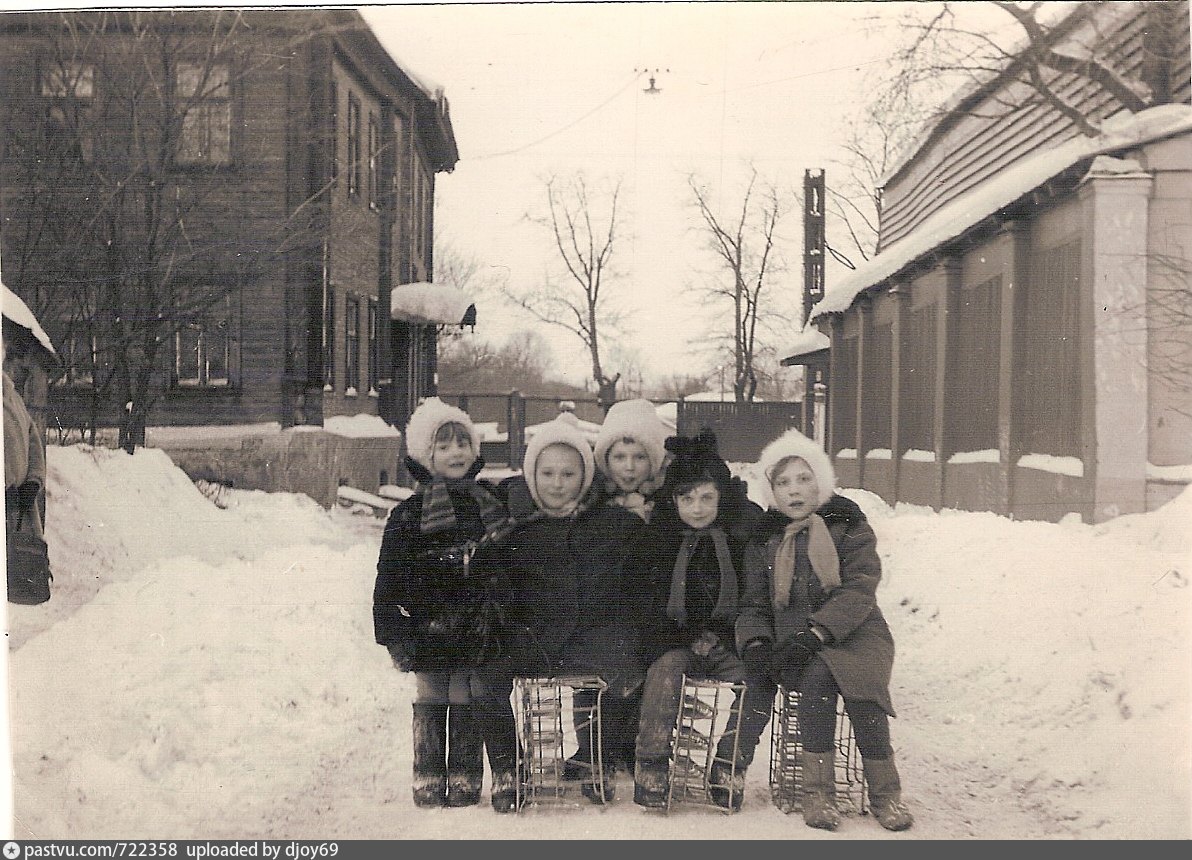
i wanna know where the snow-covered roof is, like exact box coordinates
[779,327,830,363]
[813,105,1192,320]
[1,282,58,358]
[357,9,445,101]
[389,281,476,326]
[880,1,1099,187]
[322,414,401,439]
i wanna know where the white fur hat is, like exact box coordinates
[522,413,596,511]
[404,397,480,472]
[756,428,837,509]
[593,398,669,478]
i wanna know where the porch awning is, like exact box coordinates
[2,281,60,365]
[779,327,830,366]
[389,281,477,327]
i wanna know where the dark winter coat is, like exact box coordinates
[372,457,511,672]
[736,495,896,715]
[628,477,764,666]
[500,476,647,695]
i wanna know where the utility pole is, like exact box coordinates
[803,168,828,437]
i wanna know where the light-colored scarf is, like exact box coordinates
[772,515,841,611]
[666,527,738,627]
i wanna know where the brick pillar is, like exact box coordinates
[934,259,961,511]
[1079,159,1153,521]
[889,283,910,503]
[855,296,872,488]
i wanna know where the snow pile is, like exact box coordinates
[5,447,1189,839]
[1,282,58,358]
[323,414,401,438]
[389,281,474,326]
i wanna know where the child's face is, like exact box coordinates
[431,426,474,480]
[675,480,720,530]
[607,439,650,493]
[771,457,819,520]
[535,444,585,513]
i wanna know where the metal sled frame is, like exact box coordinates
[769,685,867,815]
[513,675,610,810]
[666,676,746,814]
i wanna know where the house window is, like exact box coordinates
[367,112,380,210]
[346,92,361,198]
[328,80,338,188]
[345,294,360,395]
[41,60,94,162]
[322,284,336,389]
[367,297,379,395]
[53,324,98,387]
[175,61,231,166]
[175,295,233,387]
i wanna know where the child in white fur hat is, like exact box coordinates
[373,397,520,813]
[593,398,670,522]
[736,428,914,832]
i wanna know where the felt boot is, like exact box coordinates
[864,756,914,831]
[445,704,484,807]
[801,752,841,831]
[411,702,448,808]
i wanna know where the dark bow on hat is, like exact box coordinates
[665,429,721,459]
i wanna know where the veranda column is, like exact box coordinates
[1078,157,1153,521]
[934,258,960,511]
[998,221,1030,517]
[888,283,910,504]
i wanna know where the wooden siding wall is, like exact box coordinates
[900,302,936,453]
[880,3,1191,251]
[831,335,857,454]
[951,275,1002,452]
[862,321,892,453]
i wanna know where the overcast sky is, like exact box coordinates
[361,1,914,391]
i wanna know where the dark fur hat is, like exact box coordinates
[662,430,732,498]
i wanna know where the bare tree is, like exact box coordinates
[877,1,1185,140]
[687,167,791,402]
[506,173,624,412]
[2,11,342,451]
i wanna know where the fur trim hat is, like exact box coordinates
[756,428,836,510]
[404,397,480,473]
[593,398,669,478]
[522,413,596,512]
[662,430,732,499]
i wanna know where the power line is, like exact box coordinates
[468,71,643,161]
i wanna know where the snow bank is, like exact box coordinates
[5,448,1189,839]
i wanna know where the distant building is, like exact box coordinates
[785,1,1192,522]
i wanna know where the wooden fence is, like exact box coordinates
[438,391,812,468]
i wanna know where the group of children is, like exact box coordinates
[372,397,914,831]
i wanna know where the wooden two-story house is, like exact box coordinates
[0,9,461,501]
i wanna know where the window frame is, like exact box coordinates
[367,111,380,210]
[367,297,380,396]
[173,292,236,389]
[346,91,361,199]
[39,58,96,164]
[173,58,234,168]
[344,293,360,396]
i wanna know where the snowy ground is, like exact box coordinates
[4,445,1190,840]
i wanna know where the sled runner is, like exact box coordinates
[514,675,610,809]
[769,685,867,816]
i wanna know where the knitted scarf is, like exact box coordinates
[419,475,509,538]
[666,527,738,627]
[606,487,654,522]
[772,515,841,611]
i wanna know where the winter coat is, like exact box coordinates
[4,369,45,538]
[500,476,647,694]
[628,477,764,665]
[736,495,896,715]
[372,457,511,672]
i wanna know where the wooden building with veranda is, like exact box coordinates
[789,1,1192,523]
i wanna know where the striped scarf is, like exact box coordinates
[666,527,738,628]
[419,475,509,537]
[772,515,841,611]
